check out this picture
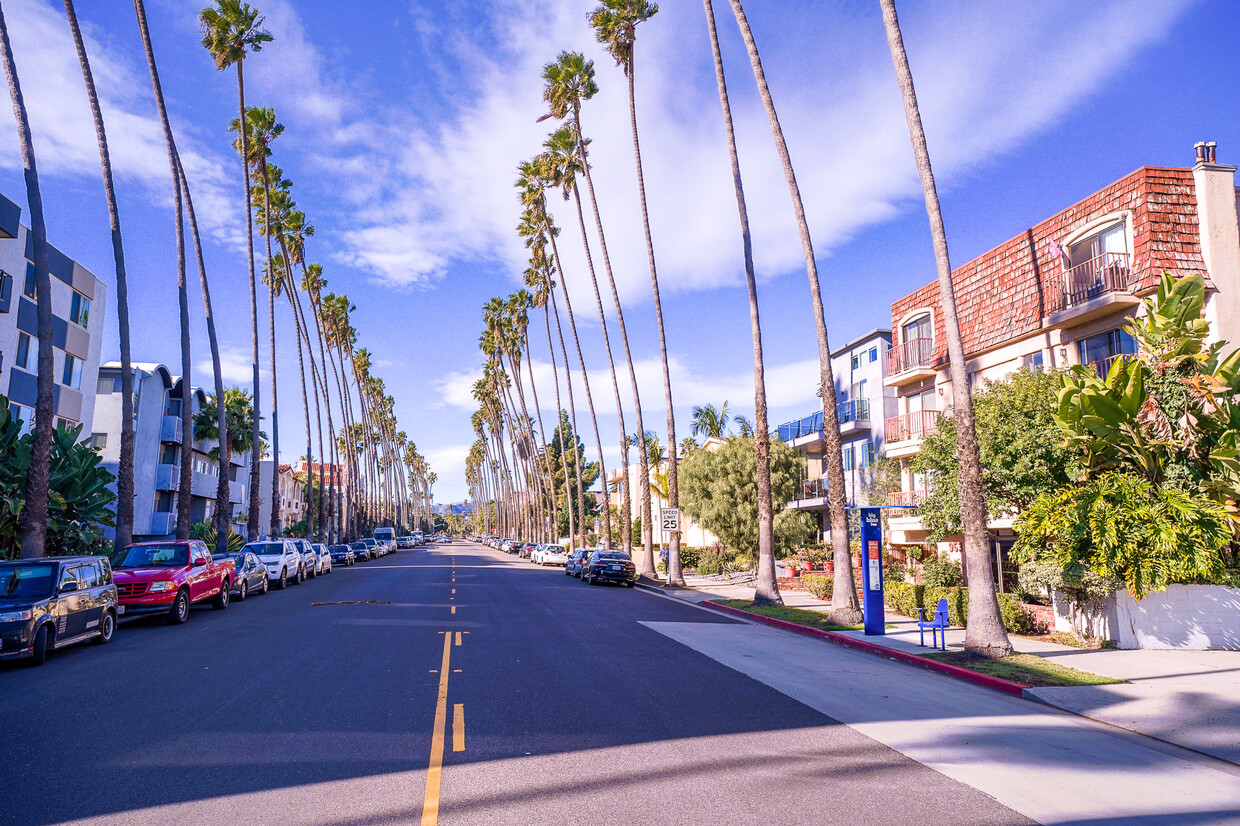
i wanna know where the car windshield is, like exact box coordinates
[598,553,631,561]
[350,543,366,550]
[0,563,56,599]
[115,544,188,568]
[245,543,286,557]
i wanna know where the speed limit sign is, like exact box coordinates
[660,507,680,532]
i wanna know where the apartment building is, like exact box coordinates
[0,192,108,436]
[93,362,251,540]
[884,142,1240,561]
[604,436,724,549]
[257,460,306,537]
[774,329,896,539]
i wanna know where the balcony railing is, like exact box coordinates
[885,410,939,443]
[1049,252,1133,314]
[160,415,182,444]
[887,490,929,507]
[889,338,936,375]
[154,463,178,492]
[776,399,870,442]
[148,512,175,536]
[229,480,245,504]
[794,478,829,500]
[1086,353,1131,380]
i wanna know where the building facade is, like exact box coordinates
[93,362,251,540]
[774,329,896,539]
[0,192,108,436]
[257,460,306,537]
[884,144,1240,564]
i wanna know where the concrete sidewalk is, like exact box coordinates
[642,574,1240,766]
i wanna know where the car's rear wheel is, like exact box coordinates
[275,569,287,590]
[261,575,270,594]
[93,610,116,644]
[29,624,50,665]
[213,581,231,610]
[237,580,249,601]
[167,589,190,624]
[292,566,302,585]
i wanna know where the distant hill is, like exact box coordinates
[432,501,474,516]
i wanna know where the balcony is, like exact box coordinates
[884,338,938,386]
[1045,252,1140,327]
[776,399,871,449]
[147,512,175,536]
[154,463,178,492]
[160,415,182,444]
[1086,353,1131,381]
[886,489,929,508]
[884,411,939,458]
[229,480,245,504]
[836,399,871,437]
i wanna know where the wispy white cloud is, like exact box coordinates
[196,344,264,387]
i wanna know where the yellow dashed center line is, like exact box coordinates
[421,632,453,826]
[453,704,465,752]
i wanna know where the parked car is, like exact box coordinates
[373,526,396,552]
[349,541,371,561]
[246,540,302,588]
[565,548,594,578]
[396,536,413,550]
[584,551,637,586]
[535,545,568,566]
[329,545,356,566]
[361,538,379,557]
[0,556,119,666]
[112,540,235,624]
[313,544,333,575]
[292,539,319,577]
[215,551,269,600]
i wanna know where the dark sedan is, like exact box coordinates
[349,542,370,561]
[584,551,637,586]
[215,551,269,601]
[329,545,356,566]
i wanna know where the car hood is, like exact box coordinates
[113,567,179,583]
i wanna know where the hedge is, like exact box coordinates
[885,583,1030,634]
[800,574,833,601]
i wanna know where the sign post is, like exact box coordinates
[858,507,885,636]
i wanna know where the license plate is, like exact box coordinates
[609,566,623,571]
[116,606,125,615]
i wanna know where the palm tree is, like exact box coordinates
[134,0,193,541]
[691,402,729,439]
[193,387,257,523]
[542,51,653,571]
[199,0,271,541]
[726,0,859,620]
[63,0,135,553]
[589,0,681,582]
[702,0,779,604]
[733,415,754,438]
[1,5,53,557]
[175,154,230,554]
[879,0,1011,656]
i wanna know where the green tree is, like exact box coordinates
[912,368,1075,542]
[679,436,803,563]
[546,412,599,540]
[691,402,729,439]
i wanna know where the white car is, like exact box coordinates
[535,544,569,566]
[245,540,303,589]
[313,543,333,575]
[291,539,320,577]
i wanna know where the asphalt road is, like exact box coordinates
[2,541,1036,825]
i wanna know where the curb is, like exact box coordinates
[702,600,1028,698]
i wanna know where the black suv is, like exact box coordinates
[0,556,120,665]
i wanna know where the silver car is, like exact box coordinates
[313,543,333,575]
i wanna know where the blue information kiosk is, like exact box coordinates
[858,507,885,636]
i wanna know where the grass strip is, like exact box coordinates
[921,651,1124,688]
[716,599,861,632]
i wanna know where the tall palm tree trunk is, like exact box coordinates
[542,306,576,549]
[728,0,857,618]
[703,0,780,604]
[623,43,680,583]
[134,0,193,541]
[547,230,611,547]
[286,280,314,543]
[879,0,1011,656]
[572,106,653,571]
[549,293,587,550]
[519,347,558,541]
[259,160,280,537]
[176,154,229,554]
[236,60,261,541]
[64,0,135,553]
[1,3,53,558]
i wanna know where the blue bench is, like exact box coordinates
[916,598,950,651]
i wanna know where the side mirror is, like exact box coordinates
[192,558,207,567]
[58,581,79,594]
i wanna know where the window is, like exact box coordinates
[75,563,100,589]
[842,444,854,472]
[860,441,876,467]
[1078,328,1136,374]
[851,354,860,370]
[1067,222,1127,270]
[90,433,107,450]
[903,314,932,344]
[69,292,91,327]
[57,565,80,592]
[1023,352,1045,372]
[55,417,76,431]
[97,377,115,395]
[15,332,35,371]
[869,347,878,363]
[22,262,35,299]
[62,354,83,390]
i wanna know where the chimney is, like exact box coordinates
[1196,141,1207,164]
[1206,142,1218,164]
[1196,141,1220,165]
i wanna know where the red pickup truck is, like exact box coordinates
[112,540,235,624]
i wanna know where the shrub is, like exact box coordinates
[996,592,1031,634]
[886,583,1028,633]
[801,574,833,601]
[922,556,964,588]
[885,582,924,618]
[924,585,968,627]
[695,548,731,576]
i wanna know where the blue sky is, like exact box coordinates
[0,0,1234,502]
